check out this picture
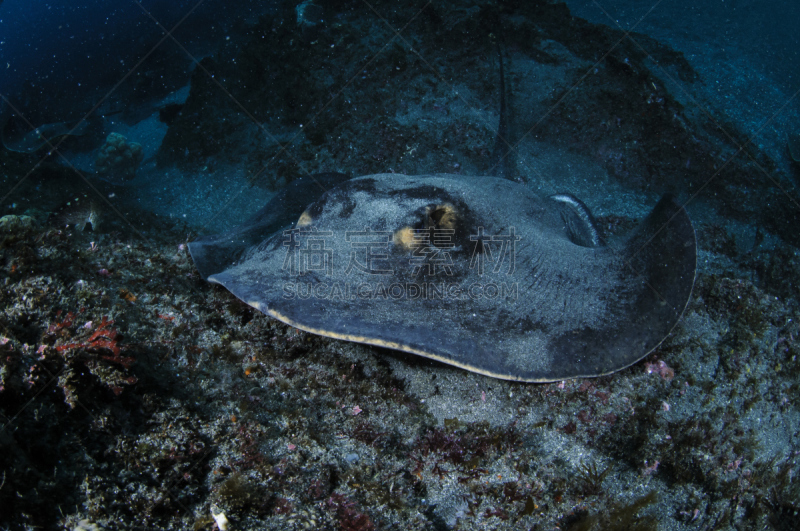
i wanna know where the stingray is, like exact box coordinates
[1,115,91,153]
[189,172,695,382]
[190,46,695,381]
[0,99,92,153]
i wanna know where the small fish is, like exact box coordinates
[51,194,101,232]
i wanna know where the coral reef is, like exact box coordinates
[95,132,143,180]
[0,214,36,235]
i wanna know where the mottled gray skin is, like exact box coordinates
[191,173,696,382]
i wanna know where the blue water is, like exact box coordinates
[566,0,799,93]
[0,0,265,125]
[1,0,798,230]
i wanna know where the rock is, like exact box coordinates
[0,214,36,234]
[95,132,144,180]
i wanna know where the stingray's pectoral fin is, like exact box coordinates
[606,193,696,366]
[621,194,696,319]
[188,172,351,279]
[547,194,696,379]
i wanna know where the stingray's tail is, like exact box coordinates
[489,38,517,182]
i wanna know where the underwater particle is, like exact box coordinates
[95,132,143,180]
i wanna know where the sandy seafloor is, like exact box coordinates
[1,1,800,529]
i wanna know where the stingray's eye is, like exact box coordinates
[426,203,458,231]
[392,203,461,251]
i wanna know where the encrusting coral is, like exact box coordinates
[95,132,144,180]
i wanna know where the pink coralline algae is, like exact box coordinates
[55,315,133,369]
[645,360,675,380]
[642,460,660,476]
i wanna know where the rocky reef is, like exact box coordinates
[95,132,144,180]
